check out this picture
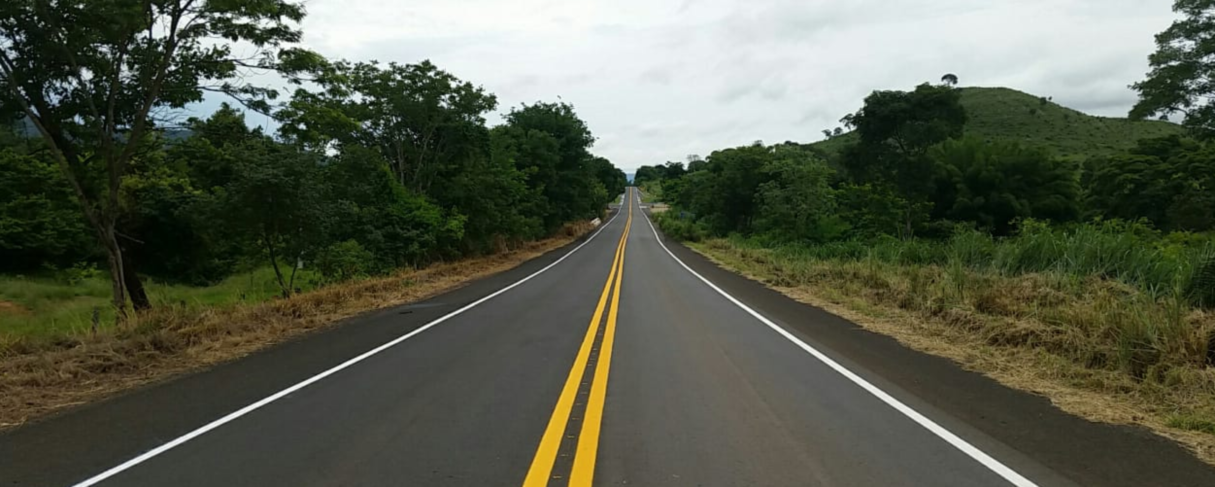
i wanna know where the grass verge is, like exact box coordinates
[686,237,1215,465]
[0,222,593,430]
[0,267,324,339]
[638,180,663,203]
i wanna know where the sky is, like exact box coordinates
[201,0,1178,172]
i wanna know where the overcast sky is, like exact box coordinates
[216,0,1177,172]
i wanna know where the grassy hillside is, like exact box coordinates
[811,87,1184,160]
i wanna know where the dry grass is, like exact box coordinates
[690,238,1215,465]
[0,300,29,316]
[0,223,592,430]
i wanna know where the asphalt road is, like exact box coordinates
[5,188,1215,486]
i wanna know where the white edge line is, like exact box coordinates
[71,210,624,487]
[637,207,1038,487]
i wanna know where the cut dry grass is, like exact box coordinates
[0,222,593,430]
[689,238,1215,465]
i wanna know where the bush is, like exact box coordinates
[654,212,710,242]
[60,262,103,286]
[315,240,377,283]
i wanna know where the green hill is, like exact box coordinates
[811,87,1184,160]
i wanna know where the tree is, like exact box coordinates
[842,83,967,237]
[689,144,771,234]
[278,60,498,194]
[0,0,313,313]
[322,145,459,267]
[754,150,846,242]
[1130,0,1215,137]
[222,141,329,297]
[121,105,265,285]
[633,164,665,185]
[1084,135,1215,232]
[851,83,967,158]
[0,147,94,271]
[590,156,627,204]
[835,183,906,239]
[941,73,959,87]
[496,102,607,232]
[686,156,707,173]
[663,161,686,179]
[931,138,1079,235]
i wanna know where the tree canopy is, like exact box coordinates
[1131,0,1215,137]
[0,0,319,310]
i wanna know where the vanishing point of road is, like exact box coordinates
[4,188,1215,486]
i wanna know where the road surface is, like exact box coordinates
[4,188,1215,486]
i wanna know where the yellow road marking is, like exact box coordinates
[569,192,630,485]
[523,189,631,487]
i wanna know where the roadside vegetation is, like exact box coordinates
[638,180,664,203]
[644,0,1215,461]
[0,227,590,428]
[0,267,333,339]
[0,0,623,423]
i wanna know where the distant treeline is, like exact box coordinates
[641,83,1214,239]
[641,82,1215,306]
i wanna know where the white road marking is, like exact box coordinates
[637,207,1039,487]
[70,211,624,487]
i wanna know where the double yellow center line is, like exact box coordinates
[523,188,632,487]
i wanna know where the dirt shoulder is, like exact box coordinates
[0,224,593,430]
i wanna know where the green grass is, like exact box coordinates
[811,87,1185,160]
[639,180,663,203]
[721,221,1215,306]
[1167,414,1215,435]
[0,267,322,339]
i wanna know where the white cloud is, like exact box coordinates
[247,0,1177,170]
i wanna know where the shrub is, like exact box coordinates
[1188,252,1215,309]
[654,212,710,242]
[60,262,103,286]
[315,240,377,283]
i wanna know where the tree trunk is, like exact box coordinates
[901,201,915,240]
[121,246,151,310]
[266,233,289,298]
[98,226,128,319]
[287,253,300,295]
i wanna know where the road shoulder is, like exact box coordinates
[649,217,1215,487]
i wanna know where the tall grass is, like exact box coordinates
[0,267,323,339]
[728,219,1215,307]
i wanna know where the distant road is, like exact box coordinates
[4,188,1215,486]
